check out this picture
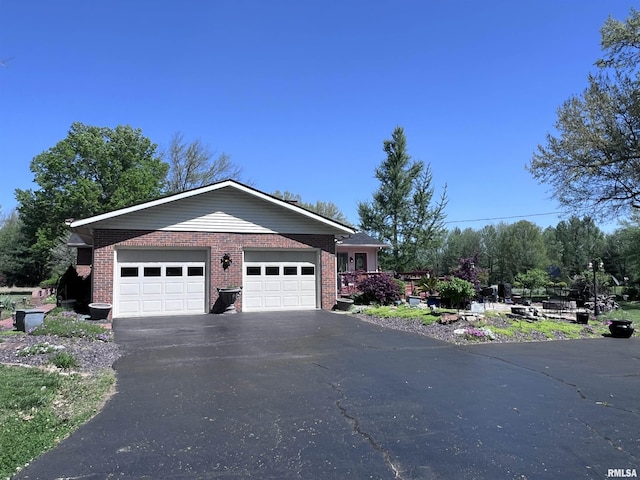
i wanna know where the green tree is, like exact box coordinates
[494,221,548,283]
[15,122,169,283]
[358,126,447,272]
[272,190,352,225]
[479,224,502,284]
[440,227,482,276]
[514,268,549,302]
[528,8,640,219]
[0,211,36,286]
[553,216,605,279]
[164,132,243,193]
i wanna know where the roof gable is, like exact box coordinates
[70,180,354,237]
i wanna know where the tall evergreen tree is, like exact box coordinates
[358,127,447,272]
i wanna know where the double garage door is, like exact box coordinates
[114,249,319,317]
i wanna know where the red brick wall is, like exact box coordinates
[92,230,337,313]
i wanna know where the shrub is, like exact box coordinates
[394,278,406,296]
[437,277,476,311]
[50,351,79,370]
[357,273,402,305]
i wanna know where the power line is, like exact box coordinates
[445,212,563,224]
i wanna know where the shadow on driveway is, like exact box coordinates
[15,310,640,479]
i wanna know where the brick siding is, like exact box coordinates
[91,230,338,313]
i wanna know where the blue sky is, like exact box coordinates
[0,1,635,232]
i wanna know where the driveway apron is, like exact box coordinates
[14,311,640,479]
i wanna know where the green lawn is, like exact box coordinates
[0,366,115,479]
[0,312,115,478]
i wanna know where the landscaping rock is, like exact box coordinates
[439,313,461,324]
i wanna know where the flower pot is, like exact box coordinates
[408,296,421,306]
[89,303,112,321]
[216,287,242,314]
[576,312,589,324]
[608,319,634,338]
[335,298,354,311]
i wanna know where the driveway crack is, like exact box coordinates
[461,347,639,416]
[330,382,405,479]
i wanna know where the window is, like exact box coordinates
[120,267,139,277]
[265,266,280,276]
[337,252,348,272]
[301,266,315,275]
[144,267,162,277]
[166,267,183,277]
[246,266,261,276]
[355,253,367,271]
[188,266,204,276]
[284,266,297,275]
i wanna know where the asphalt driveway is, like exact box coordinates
[15,311,640,479]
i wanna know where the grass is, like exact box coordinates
[30,310,112,342]
[359,303,619,341]
[0,311,115,477]
[0,366,115,479]
[364,304,445,326]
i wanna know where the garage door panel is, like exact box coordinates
[118,301,140,314]
[282,296,300,307]
[143,283,163,295]
[186,299,204,310]
[165,282,184,294]
[187,282,204,294]
[141,300,163,313]
[264,297,283,308]
[264,281,282,291]
[282,281,299,291]
[164,300,185,311]
[120,284,141,295]
[300,280,315,290]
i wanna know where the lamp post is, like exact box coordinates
[588,260,603,316]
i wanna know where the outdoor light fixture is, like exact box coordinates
[588,260,604,316]
[221,253,232,270]
[349,257,354,263]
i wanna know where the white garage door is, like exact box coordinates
[115,250,207,317]
[243,250,318,312]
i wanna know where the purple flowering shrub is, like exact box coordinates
[357,273,402,305]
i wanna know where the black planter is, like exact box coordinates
[215,287,242,314]
[608,319,634,338]
[89,303,112,320]
[576,312,589,324]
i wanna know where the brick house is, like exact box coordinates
[69,180,355,317]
